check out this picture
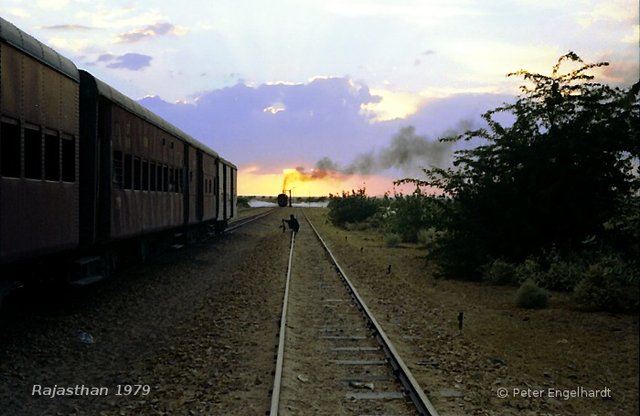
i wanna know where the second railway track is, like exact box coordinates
[270,211,438,415]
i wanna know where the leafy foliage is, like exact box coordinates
[482,259,518,285]
[384,232,401,247]
[327,188,380,227]
[383,189,449,243]
[516,279,549,309]
[236,196,251,209]
[573,254,639,312]
[399,52,640,281]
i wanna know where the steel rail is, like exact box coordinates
[268,229,295,416]
[304,211,440,416]
[225,208,275,233]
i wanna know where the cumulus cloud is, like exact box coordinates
[263,101,286,114]
[138,76,510,174]
[98,53,152,70]
[117,22,183,43]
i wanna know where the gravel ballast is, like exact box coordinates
[1,207,637,415]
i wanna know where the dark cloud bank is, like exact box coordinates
[139,77,512,177]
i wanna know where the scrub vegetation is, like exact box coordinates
[328,53,639,312]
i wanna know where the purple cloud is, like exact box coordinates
[138,77,512,175]
[42,24,95,31]
[101,53,152,70]
[117,22,177,43]
[97,53,115,62]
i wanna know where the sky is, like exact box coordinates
[3,0,638,196]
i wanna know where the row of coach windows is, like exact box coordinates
[0,118,75,182]
[113,151,187,193]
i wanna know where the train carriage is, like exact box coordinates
[79,70,229,249]
[1,16,237,291]
[0,17,80,265]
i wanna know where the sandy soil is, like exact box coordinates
[303,208,639,416]
[0,210,288,415]
[1,207,637,416]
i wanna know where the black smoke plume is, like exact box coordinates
[316,121,471,176]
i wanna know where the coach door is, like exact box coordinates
[196,151,203,222]
[182,142,189,225]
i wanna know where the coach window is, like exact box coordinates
[134,157,141,190]
[169,167,175,192]
[1,119,20,178]
[113,151,124,188]
[142,160,149,191]
[61,135,75,182]
[44,131,60,181]
[24,127,42,179]
[162,165,169,192]
[156,164,162,192]
[124,154,133,189]
[150,162,157,191]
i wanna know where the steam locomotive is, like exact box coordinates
[0,17,236,292]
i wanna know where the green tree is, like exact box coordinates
[385,189,449,243]
[327,188,380,227]
[402,52,639,278]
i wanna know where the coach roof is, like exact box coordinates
[0,16,79,82]
[81,70,219,158]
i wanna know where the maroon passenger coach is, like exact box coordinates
[0,16,236,290]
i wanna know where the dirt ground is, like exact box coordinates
[0,207,637,415]
[303,208,639,416]
[0,209,288,415]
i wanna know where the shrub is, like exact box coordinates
[539,249,586,291]
[344,221,371,232]
[515,258,544,285]
[516,279,549,309]
[417,227,442,247]
[483,259,518,285]
[385,191,449,243]
[573,254,639,312]
[236,196,251,209]
[328,188,380,227]
[384,233,401,248]
[429,231,486,280]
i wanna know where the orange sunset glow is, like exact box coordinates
[237,166,416,197]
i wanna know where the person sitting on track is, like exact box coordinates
[282,214,300,233]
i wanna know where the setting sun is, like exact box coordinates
[237,166,418,197]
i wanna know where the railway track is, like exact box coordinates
[269,210,439,415]
[226,208,276,233]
